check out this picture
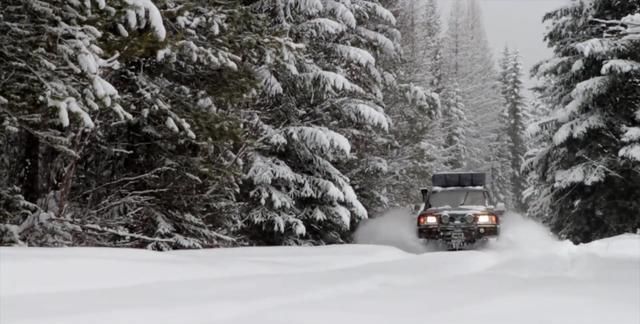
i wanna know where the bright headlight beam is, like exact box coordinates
[477,215,491,224]
[426,216,438,224]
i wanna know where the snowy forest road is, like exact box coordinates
[1,215,639,324]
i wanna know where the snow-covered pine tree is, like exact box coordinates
[334,0,405,216]
[0,0,169,246]
[441,84,467,170]
[496,47,527,211]
[526,0,640,242]
[396,0,420,84]
[394,0,441,88]
[378,84,441,209]
[0,125,35,245]
[488,47,514,205]
[242,0,406,244]
[505,50,528,211]
[418,0,445,92]
[522,97,553,220]
[0,0,272,249]
[498,46,512,92]
[416,0,448,177]
[488,133,512,207]
[73,0,266,249]
[441,0,503,170]
[375,0,442,209]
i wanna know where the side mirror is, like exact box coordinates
[495,202,506,216]
[420,188,429,203]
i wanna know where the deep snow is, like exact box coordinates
[1,214,639,324]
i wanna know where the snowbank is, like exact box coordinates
[1,217,639,324]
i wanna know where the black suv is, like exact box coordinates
[417,173,505,250]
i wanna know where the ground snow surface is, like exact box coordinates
[1,213,639,324]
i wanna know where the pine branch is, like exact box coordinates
[79,167,176,197]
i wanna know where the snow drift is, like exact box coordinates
[1,217,639,324]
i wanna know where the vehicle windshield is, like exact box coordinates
[429,190,486,208]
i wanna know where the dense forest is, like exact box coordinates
[1,0,638,248]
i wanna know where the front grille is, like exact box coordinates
[447,213,471,223]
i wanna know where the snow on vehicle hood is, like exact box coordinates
[426,205,490,214]
[431,186,485,192]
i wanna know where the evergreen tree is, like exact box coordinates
[395,0,442,90]
[441,84,467,170]
[0,0,270,248]
[526,1,640,242]
[442,0,502,170]
[0,0,169,246]
[505,50,528,211]
[498,46,512,91]
[0,0,445,248]
[396,0,420,83]
[78,0,265,249]
[496,47,528,211]
[378,0,442,209]
[0,0,426,248]
[241,0,403,244]
[419,0,445,92]
[377,83,440,210]
[488,132,512,206]
[522,97,553,219]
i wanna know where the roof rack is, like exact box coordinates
[432,172,486,187]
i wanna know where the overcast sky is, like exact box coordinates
[437,0,569,90]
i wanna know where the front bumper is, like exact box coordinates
[417,224,499,242]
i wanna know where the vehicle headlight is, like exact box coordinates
[477,215,490,223]
[476,215,497,224]
[418,214,439,225]
[441,214,450,224]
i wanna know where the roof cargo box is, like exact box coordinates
[432,173,486,187]
[445,173,459,186]
[459,173,473,186]
[472,173,485,186]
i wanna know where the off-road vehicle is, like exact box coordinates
[417,172,505,250]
